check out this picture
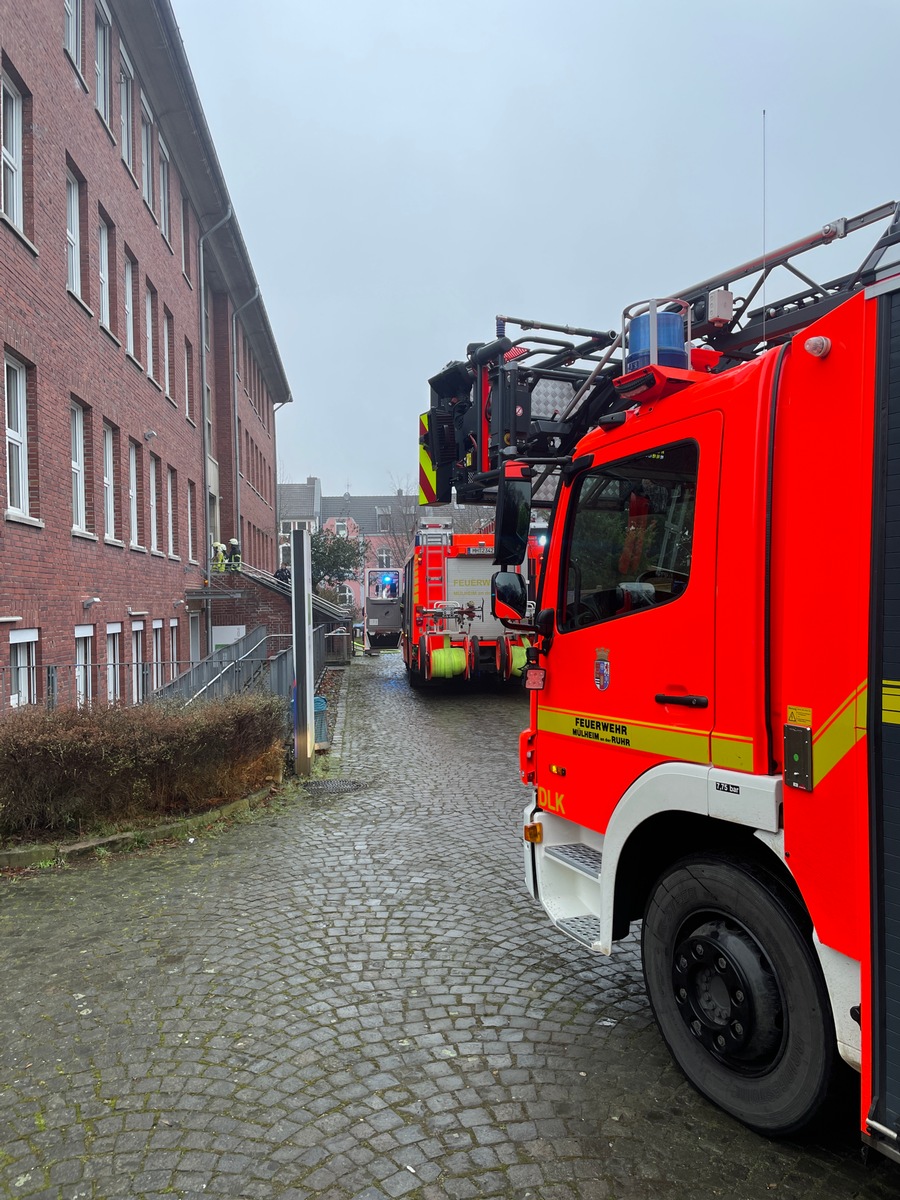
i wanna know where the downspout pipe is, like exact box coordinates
[197,205,232,646]
[231,286,260,560]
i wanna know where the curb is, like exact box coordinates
[0,790,266,869]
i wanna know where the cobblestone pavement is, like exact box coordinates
[0,654,896,1200]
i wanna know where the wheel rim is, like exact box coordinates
[671,915,785,1075]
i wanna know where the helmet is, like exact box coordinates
[229,538,239,545]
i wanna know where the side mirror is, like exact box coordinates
[494,461,532,566]
[492,570,528,622]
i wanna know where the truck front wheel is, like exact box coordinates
[641,856,834,1136]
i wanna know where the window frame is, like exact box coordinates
[106,626,120,703]
[149,452,158,551]
[5,354,28,517]
[102,421,116,539]
[124,254,134,355]
[140,96,153,209]
[166,465,176,555]
[128,440,139,546]
[71,402,86,531]
[158,138,170,240]
[64,0,83,71]
[119,49,134,170]
[94,3,111,125]
[1,74,23,231]
[97,215,110,328]
[66,171,81,296]
[10,633,37,707]
[75,628,93,708]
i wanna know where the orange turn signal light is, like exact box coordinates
[523,822,543,844]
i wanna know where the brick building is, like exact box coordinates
[0,0,291,708]
[279,481,453,615]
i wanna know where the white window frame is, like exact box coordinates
[140,97,153,209]
[163,310,172,397]
[128,440,138,546]
[10,630,38,707]
[376,548,392,569]
[187,479,195,561]
[335,519,348,538]
[64,0,83,70]
[337,584,354,606]
[102,422,115,539]
[124,255,134,355]
[151,621,163,691]
[180,194,190,278]
[169,620,178,682]
[145,285,154,378]
[94,3,111,125]
[184,339,193,418]
[149,453,158,551]
[119,49,133,169]
[106,624,121,703]
[71,403,86,531]
[5,355,28,517]
[167,466,175,555]
[98,216,110,328]
[131,624,144,703]
[1,75,23,231]
[66,172,81,296]
[158,138,170,240]
[75,627,93,708]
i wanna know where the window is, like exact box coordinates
[184,338,194,419]
[64,0,83,70]
[66,172,81,295]
[187,479,195,560]
[128,440,139,546]
[94,4,111,124]
[149,453,158,551]
[376,548,392,570]
[140,98,153,208]
[163,309,173,396]
[145,283,156,378]
[1,74,23,230]
[131,624,144,703]
[10,630,37,706]
[167,466,176,555]
[75,627,93,707]
[158,139,170,240]
[558,441,699,633]
[102,422,116,539]
[106,624,120,703]
[119,50,133,169]
[337,584,354,607]
[169,621,178,681]
[5,355,28,516]
[180,195,191,278]
[124,254,134,355]
[376,509,392,533]
[334,519,348,538]
[151,622,163,691]
[71,403,86,530]
[98,216,110,327]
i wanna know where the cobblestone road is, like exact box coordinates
[0,654,897,1199]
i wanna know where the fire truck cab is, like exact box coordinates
[422,201,900,1157]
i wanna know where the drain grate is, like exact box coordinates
[302,779,366,796]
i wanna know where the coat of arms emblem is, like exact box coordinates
[594,648,610,691]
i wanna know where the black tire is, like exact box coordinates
[641,856,834,1136]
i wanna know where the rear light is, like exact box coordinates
[524,822,543,844]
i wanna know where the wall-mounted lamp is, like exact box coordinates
[173,599,185,609]
[143,430,158,441]
[127,607,149,617]
[0,616,22,623]
[83,597,101,610]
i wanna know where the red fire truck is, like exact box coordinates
[420,201,900,1157]
[400,526,540,687]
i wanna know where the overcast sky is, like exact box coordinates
[171,0,900,497]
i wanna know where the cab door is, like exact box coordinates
[536,414,722,833]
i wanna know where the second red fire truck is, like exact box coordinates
[420,201,900,1160]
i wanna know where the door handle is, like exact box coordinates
[655,693,708,709]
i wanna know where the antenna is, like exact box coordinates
[762,108,767,346]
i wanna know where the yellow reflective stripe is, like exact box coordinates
[536,706,710,764]
[813,682,867,786]
[418,413,437,506]
[711,733,754,771]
